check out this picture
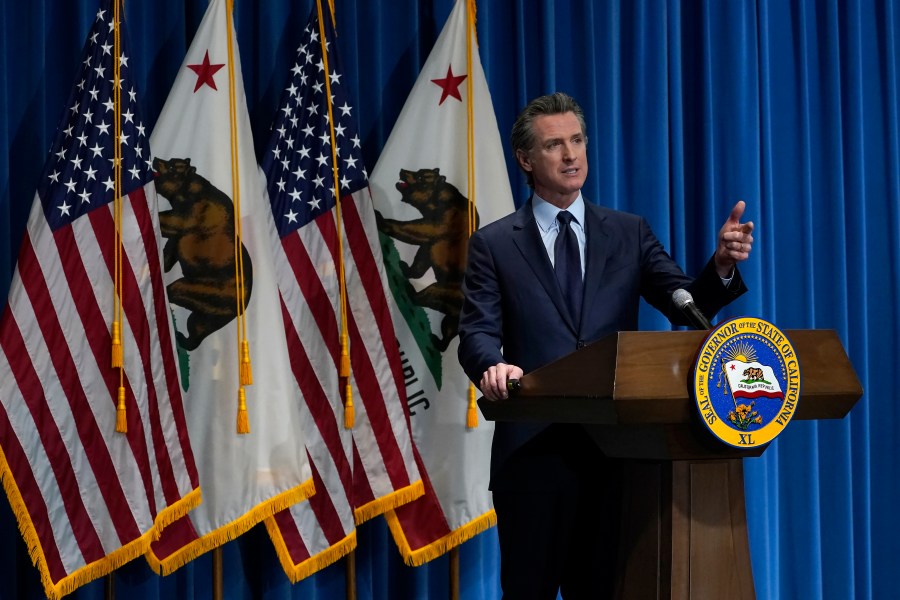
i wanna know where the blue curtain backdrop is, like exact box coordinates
[1,0,897,598]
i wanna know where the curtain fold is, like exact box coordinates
[1,1,897,598]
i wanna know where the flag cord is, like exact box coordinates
[226,0,251,433]
[112,0,127,433]
[317,0,354,429]
[465,0,479,430]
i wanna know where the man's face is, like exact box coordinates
[516,112,588,208]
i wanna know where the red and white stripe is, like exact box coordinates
[266,199,355,577]
[0,184,200,596]
[341,189,420,515]
[266,187,422,580]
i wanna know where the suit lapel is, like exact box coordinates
[511,200,579,333]
[581,203,611,324]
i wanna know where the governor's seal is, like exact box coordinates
[692,317,800,448]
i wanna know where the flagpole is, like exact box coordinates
[345,549,357,600]
[449,547,460,600]
[213,547,224,600]
[105,573,115,600]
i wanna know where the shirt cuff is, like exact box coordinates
[720,267,735,288]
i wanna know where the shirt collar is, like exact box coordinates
[532,193,586,233]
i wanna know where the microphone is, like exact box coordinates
[672,289,712,330]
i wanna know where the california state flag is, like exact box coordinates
[369,0,513,563]
[725,360,785,401]
[145,0,314,572]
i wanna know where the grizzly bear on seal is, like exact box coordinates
[154,157,252,351]
[376,167,477,352]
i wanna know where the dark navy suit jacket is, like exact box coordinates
[457,199,746,488]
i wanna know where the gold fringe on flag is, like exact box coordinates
[147,479,316,576]
[385,508,497,567]
[354,479,425,525]
[265,523,356,584]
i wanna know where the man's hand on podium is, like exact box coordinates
[479,363,524,401]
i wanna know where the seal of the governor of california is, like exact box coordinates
[692,317,800,448]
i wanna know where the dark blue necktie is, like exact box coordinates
[554,210,583,322]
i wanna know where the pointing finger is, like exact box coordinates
[728,200,746,225]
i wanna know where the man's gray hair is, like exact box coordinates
[510,92,588,188]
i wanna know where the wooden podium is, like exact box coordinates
[478,330,862,599]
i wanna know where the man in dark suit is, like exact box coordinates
[457,92,754,599]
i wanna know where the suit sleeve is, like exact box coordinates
[635,216,747,325]
[687,256,747,318]
[457,230,506,385]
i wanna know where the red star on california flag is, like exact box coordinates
[187,50,225,93]
[431,65,467,105]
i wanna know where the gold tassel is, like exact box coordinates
[237,387,250,434]
[240,339,253,386]
[343,383,355,429]
[116,385,127,433]
[466,384,478,429]
[111,321,123,368]
[340,333,350,378]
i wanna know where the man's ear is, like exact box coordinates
[515,148,532,172]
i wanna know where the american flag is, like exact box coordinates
[0,2,200,598]
[262,5,422,580]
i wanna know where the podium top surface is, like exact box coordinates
[479,329,862,426]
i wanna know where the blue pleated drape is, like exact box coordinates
[1,1,897,598]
